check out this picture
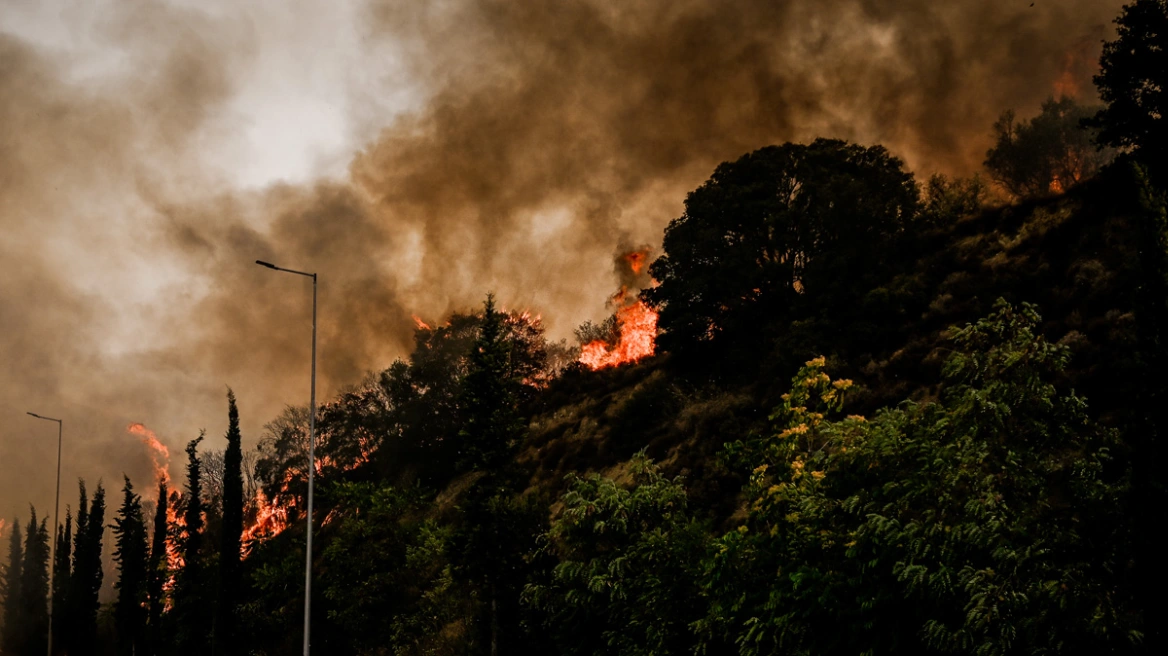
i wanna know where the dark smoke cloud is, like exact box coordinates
[1,0,1123,534]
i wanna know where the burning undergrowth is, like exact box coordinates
[577,246,659,370]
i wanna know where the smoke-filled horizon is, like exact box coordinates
[0,0,1121,527]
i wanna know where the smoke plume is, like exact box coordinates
[0,0,1122,527]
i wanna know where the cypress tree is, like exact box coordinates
[112,476,148,655]
[50,508,71,655]
[20,508,50,656]
[214,390,244,655]
[1,519,23,654]
[63,481,88,655]
[174,433,208,655]
[146,481,169,654]
[67,481,105,652]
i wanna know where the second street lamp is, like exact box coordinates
[27,411,62,656]
[256,259,318,656]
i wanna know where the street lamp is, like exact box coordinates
[27,411,62,656]
[256,259,317,656]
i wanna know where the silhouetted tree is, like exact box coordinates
[173,433,209,655]
[644,139,917,359]
[1,519,23,654]
[66,480,104,654]
[50,508,71,655]
[214,389,244,655]
[1091,0,1168,168]
[451,294,545,654]
[112,476,148,655]
[146,481,169,654]
[19,509,50,656]
[458,294,524,472]
[985,97,1109,197]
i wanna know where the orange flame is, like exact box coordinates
[161,490,184,603]
[625,250,648,275]
[412,315,432,330]
[128,423,171,487]
[0,518,7,540]
[241,488,290,557]
[579,288,658,370]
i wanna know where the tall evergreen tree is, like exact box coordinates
[112,476,148,656]
[20,509,50,656]
[458,293,523,471]
[174,433,208,655]
[454,294,535,654]
[66,480,105,653]
[63,482,88,655]
[214,389,244,655]
[146,481,169,654]
[50,508,71,655]
[1,519,23,655]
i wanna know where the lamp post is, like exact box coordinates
[255,259,317,656]
[27,411,62,656]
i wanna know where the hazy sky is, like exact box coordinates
[0,0,1123,531]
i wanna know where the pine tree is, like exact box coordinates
[20,508,50,656]
[214,390,244,655]
[67,480,105,653]
[1,519,23,654]
[174,433,208,655]
[50,508,71,655]
[146,481,169,654]
[112,476,148,656]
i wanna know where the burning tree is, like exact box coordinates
[984,96,1111,197]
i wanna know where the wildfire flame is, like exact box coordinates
[412,315,432,330]
[128,422,171,487]
[579,247,659,370]
[165,497,183,572]
[579,293,658,370]
[241,488,290,557]
[0,518,7,540]
[626,249,648,275]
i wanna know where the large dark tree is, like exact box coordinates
[1,518,23,654]
[214,389,244,655]
[66,480,105,654]
[644,139,917,357]
[19,509,50,656]
[146,481,169,654]
[1091,0,1168,166]
[112,476,148,655]
[173,433,209,655]
[50,508,71,655]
